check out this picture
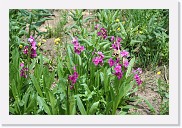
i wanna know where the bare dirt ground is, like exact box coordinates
[128,68,166,115]
[38,10,169,115]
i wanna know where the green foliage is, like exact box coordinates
[9,9,54,59]
[9,9,169,115]
[157,77,169,115]
[97,9,169,68]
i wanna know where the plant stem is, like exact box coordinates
[66,85,69,115]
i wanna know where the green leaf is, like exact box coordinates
[31,75,43,97]
[76,95,87,115]
[79,38,92,46]
[37,96,51,115]
[76,54,82,66]
[130,40,142,46]
[126,58,135,78]
[22,86,31,111]
[34,18,53,27]
[69,94,76,115]
[139,96,156,114]
[83,16,95,23]
[25,93,36,114]
[48,91,57,115]
[142,46,147,52]
[9,106,15,114]
[29,59,36,70]
[89,101,99,115]
[119,22,127,36]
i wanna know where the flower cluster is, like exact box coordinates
[28,36,37,58]
[68,66,79,90]
[133,68,142,85]
[111,37,122,50]
[20,63,28,78]
[134,74,142,85]
[108,57,123,79]
[114,64,123,79]
[108,40,130,80]
[23,36,37,58]
[92,51,104,66]
[54,38,61,45]
[97,27,107,39]
[94,24,100,30]
[123,58,129,68]
[23,46,29,54]
[72,38,85,55]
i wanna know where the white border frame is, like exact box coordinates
[0,0,179,125]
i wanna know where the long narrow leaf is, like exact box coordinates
[76,95,87,115]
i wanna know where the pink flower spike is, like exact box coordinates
[73,66,76,71]
[80,46,85,51]
[94,24,100,30]
[114,65,122,73]
[98,51,104,59]
[121,50,129,57]
[92,57,100,66]
[97,32,101,36]
[20,63,24,67]
[116,58,120,64]
[111,36,115,41]
[28,36,34,43]
[115,72,123,80]
[117,37,122,42]
[134,74,142,85]
[108,58,115,67]
[123,59,129,68]
[137,68,142,74]
[72,37,79,45]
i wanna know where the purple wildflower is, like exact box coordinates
[94,24,100,30]
[123,59,129,68]
[116,58,120,63]
[97,27,107,39]
[112,41,121,50]
[28,36,34,43]
[27,36,38,58]
[31,41,37,50]
[74,44,84,55]
[97,51,104,59]
[114,71,123,80]
[23,46,29,54]
[72,37,84,55]
[134,74,142,85]
[132,68,143,74]
[137,68,142,74]
[111,37,122,50]
[117,37,122,42]
[114,65,122,73]
[20,63,28,78]
[30,48,37,58]
[111,36,115,42]
[20,63,24,67]
[68,70,79,86]
[108,58,115,67]
[121,50,129,57]
[92,51,104,66]
[72,37,79,45]
[92,57,101,66]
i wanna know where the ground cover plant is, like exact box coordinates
[9,9,169,115]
